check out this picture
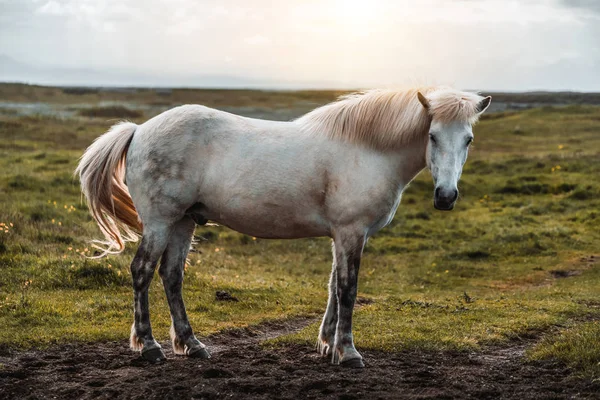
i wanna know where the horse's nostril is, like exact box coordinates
[449,189,458,203]
[435,187,458,204]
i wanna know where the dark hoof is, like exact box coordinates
[188,346,211,359]
[340,358,365,368]
[141,348,166,364]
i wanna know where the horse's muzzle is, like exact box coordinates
[434,187,458,211]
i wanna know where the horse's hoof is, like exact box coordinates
[316,342,330,357]
[188,346,211,359]
[141,348,166,364]
[340,358,365,368]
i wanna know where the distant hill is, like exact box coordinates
[2,55,600,103]
[0,54,290,89]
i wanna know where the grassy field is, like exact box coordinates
[0,84,599,380]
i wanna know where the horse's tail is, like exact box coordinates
[75,121,142,257]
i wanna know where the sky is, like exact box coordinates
[1,0,599,90]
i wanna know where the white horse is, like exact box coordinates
[76,86,491,367]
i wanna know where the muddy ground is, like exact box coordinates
[1,318,598,400]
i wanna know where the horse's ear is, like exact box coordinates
[476,96,492,114]
[417,92,430,110]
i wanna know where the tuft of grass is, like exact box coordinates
[569,186,597,200]
[529,321,600,380]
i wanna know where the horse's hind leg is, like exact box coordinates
[129,222,172,363]
[317,243,338,356]
[158,216,210,359]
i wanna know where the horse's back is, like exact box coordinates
[125,105,333,236]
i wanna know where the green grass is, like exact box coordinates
[0,83,348,108]
[1,93,599,378]
[529,320,600,381]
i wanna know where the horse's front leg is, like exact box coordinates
[317,243,338,356]
[129,223,171,363]
[331,231,365,368]
[158,217,210,359]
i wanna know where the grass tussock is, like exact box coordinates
[529,322,600,380]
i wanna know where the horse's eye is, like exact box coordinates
[429,134,437,144]
[466,137,473,146]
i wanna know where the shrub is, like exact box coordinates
[78,106,143,119]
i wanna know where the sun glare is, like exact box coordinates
[333,0,381,36]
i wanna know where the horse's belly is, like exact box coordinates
[213,209,329,239]
[207,205,330,239]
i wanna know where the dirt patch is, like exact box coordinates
[355,296,375,306]
[215,290,239,302]
[0,318,598,400]
[550,269,582,279]
[549,254,598,280]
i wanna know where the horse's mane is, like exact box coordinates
[296,86,485,150]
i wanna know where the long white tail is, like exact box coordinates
[75,121,142,256]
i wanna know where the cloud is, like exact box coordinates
[36,1,66,16]
[560,0,600,14]
[0,0,599,90]
[244,35,270,46]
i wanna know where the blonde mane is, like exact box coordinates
[296,86,485,150]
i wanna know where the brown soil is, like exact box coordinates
[0,318,598,400]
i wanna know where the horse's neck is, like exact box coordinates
[394,137,428,186]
